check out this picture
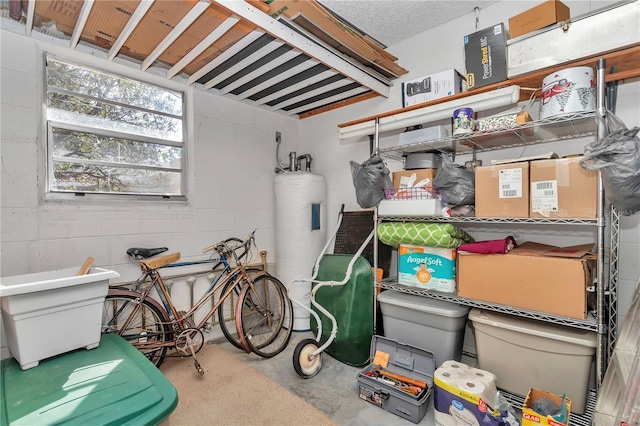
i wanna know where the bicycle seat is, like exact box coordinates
[126,247,168,259]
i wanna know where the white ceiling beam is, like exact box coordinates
[108,0,155,61]
[285,87,369,115]
[267,78,353,110]
[219,49,299,95]
[141,0,211,71]
[187,30,262,86]
[69,0,95,49]
[25,0,35,35]
[253,69,336,105]
[203,40,283,90]
[212,0,390,97]
[233,60,321,101]
[167,16,240,79]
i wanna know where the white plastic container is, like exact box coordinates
[377,290,470,367]
[469,308,597,414]
[0,267,120,370]
[540,66,595,119]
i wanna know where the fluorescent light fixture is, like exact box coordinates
[339,85,521,140]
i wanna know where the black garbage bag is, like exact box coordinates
[581,113,640,214]
[433,154,475,207]
[350,155,393,209]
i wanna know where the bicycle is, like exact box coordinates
[102,231,293,374]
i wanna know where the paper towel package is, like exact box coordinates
[433,361,518,426]
[357,336,435,424]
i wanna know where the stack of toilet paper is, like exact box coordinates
[433,361,501,426]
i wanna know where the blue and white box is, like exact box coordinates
[397,244,456,293]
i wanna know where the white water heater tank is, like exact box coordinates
[274,171,327,331]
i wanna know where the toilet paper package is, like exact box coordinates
[434,364,520,426]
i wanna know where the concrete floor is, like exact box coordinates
[218,331,437,426]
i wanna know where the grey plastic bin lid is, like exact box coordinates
[377,290,470,318]
[469,308,597,347]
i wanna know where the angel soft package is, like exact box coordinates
[397,244,456,292]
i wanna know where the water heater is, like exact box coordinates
[274,171,327,331]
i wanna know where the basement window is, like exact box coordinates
[45,56,185,197]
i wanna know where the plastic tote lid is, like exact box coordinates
[377,290,470,318]
[469,309,597,347]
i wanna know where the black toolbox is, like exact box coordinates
[357,335,435,423]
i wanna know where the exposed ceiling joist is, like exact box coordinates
[69,0,94,49]
[141,0,211,71]
[212,0,390,98]
[8,0,408,117]
[108,0,155,62]
[167,16,240,79]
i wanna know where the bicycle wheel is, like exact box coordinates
[217,267,264,350]
[102,292,171,367]
[235,273,293,358]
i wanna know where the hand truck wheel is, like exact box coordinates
[293,338,323,379]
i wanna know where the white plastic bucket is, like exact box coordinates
[540,66,595,119]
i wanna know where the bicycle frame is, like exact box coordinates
[109,260,251,345]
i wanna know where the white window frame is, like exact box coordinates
[44,54,187,199]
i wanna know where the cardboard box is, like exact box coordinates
[392,169,438,190]
[475,162,530,218]
[402,69,464,107]
[530,157,598,218]
[464,24,508,90]
[522,388,572,426]
[509,0,571,39]
[397,245,457,292]
[457,242,595,319]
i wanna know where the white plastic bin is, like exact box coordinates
[0,267,120,370]
[377,290,470,367]
[469,308,597,414]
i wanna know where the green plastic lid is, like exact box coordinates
[1,334,177,426]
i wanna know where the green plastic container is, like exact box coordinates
[311,254,374,367]
[1,334,178,426]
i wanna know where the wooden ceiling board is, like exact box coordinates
[82,1,140,50]
[123,0,197,61]
[157,5,232,68]
[33,0,83,35]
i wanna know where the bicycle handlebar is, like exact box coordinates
[201,230,257,263]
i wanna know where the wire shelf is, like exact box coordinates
[378,280,598,331]
[379,111,597,159]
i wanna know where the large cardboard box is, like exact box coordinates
[522,388,572,425]
[457,242,595,319]
[530,157,598,218]
[401,69,464,108]
[392,169,438,190]
[464,24,508,90]
[509,0,571,39]
[475,162,529,218]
